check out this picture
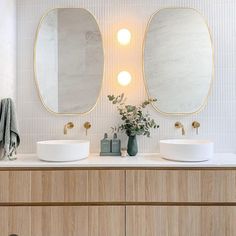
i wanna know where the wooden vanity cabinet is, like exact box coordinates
[0,168,235,236]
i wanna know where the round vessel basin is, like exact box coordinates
[37,140,90,162]
[160,139,214,162]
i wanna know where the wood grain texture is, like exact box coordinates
[9,171,31,202]
[31,170,88,202]
[0,171,10,202]
[0,169,236,203]
[31,206,88,236]
[88,170,125,202]
[126,206,236,236]
[0,206,125,236]
[89,206,125,236]
[0,170,125,203]
[126,170,236,202]
[0,206,88,236]
[0,207,32,235]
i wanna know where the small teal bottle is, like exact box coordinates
[100,133,111,155]
[111,133,121,154]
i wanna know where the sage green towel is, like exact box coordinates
[0,98,20,159]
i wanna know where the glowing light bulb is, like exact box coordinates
[117,28,131,45]
[117,71,132,86]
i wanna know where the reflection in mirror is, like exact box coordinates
[144,8,213,114]
[35,8,104,114]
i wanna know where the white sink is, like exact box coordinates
[37,140,90,162]
[160,139,214,162]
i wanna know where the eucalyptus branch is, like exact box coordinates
[107,94,159,137]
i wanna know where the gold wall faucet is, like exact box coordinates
[64,122,74,135]
[175,122,185,136]
[192,121,200,135]
[84,122,91,136]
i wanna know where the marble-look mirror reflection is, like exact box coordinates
[144,8,213,114]
[35,8,104,114]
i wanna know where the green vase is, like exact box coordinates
[127,135,138,156]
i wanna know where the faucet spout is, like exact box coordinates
[181,126,185,136]
[64,122,74,135]
[175,122,185,136]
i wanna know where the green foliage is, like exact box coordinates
[107,94,159,137]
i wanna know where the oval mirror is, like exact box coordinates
[144,8,213,115]
[34,8,104,114]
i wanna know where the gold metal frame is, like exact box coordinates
[33,7,105,116]
[142,7,214,116]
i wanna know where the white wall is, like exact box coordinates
[0,0,16,100]
[16,0,236,154]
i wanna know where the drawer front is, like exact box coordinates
[0,206,125,236]
[126,170,236,202]
[0,170,125,203]
[126,206,236,236]
[0,171,31,202]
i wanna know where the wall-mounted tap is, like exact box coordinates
[192,121,200,135]
[64,122,74,135]
[175,122,185,135]
[84,121,91,136]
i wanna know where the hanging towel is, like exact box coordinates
[0,98,20,160]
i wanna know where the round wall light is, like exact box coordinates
[117,71,132,86]
[117,28,131,45]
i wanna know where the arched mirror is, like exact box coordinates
[144,8,213,115]
[34,8,104,114]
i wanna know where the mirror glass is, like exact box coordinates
[144,8,213,114]
[35,8,104,114]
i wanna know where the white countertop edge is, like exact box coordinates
[0,153,235,168]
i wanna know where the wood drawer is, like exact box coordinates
[0,170,125,203]
[0,206,125,236]
[126,206,236,236]
[126,170,236,202]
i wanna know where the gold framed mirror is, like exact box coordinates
[143,8,214,115]
[34,8,104,115]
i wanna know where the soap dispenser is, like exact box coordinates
[111,133,121,155]
[100,133,111,155]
